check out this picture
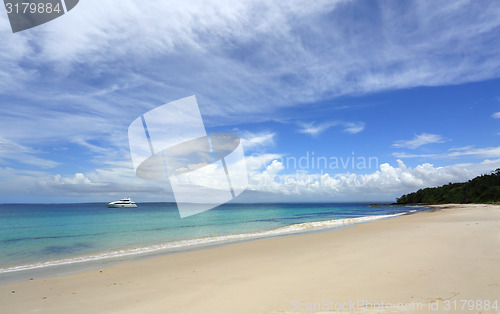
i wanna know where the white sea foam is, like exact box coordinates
[0,213,403,274]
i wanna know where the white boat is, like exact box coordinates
[106,198,137,208]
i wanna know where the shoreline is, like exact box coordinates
[1,204,499,313]
[0,211,413,283]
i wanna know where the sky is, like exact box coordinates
[0,0,499,203]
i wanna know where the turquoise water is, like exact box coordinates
[0,203,423,273]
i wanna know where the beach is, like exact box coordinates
[1,204,499,313]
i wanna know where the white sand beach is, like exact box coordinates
[1,204,499,313]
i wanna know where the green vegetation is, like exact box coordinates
[396,169,500,204]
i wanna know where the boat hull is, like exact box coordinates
[106,204,137,208]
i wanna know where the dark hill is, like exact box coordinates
[396,169,500,204]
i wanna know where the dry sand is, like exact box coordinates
[1,204,499,313]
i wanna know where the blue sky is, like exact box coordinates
[0,0,499,203]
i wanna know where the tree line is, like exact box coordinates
[396,169,500,204]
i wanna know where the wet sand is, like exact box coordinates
[1,204,499,313]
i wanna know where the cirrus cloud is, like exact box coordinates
[393,133,447,149]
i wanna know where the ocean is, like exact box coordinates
[0,202,424,280]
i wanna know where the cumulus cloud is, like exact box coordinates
[2,148,499,202]
[493,112,500,119]
[53,173,93,185]
[245,158,500,201]
[35,169,167,201]
[1,0,500,203]
[393,133,447,149]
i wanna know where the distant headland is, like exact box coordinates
[396,169,500,205]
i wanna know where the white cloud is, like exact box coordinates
[240,131,275,151]
[1,148,498,203]
[493,112,500,119]
[297,121,365,136]
[53,173,93,185]
[245,153,283,171]
[297,122,337,136]
[0,1,496,172]
[244,158,500,201]
[394,145,500,160]
[0,167,51,202]
[34,168,168,201]
[393,152,438,159]
[0,138,59,168]
[1,0,499,132]
[17,152,279,202]
[393,133,447,149]
[1,1,500,203]
[343,122,365,134]
[449,145,474,151]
